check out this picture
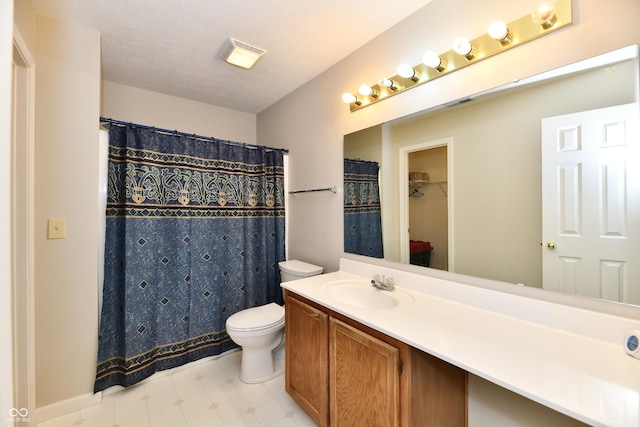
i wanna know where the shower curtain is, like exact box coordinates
[343,158,383,258]
[94,122,286,392]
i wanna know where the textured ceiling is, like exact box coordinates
[31,0,433,114]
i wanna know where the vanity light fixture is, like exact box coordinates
[397,64,420,82]
[378,78,398,91]
[358,84,379,99]
[532,2,558,29]
[452,37,475,60]
[342,0,572,112]
[342,93,361,105]
[423,51,447,72]
[488,20,512,45]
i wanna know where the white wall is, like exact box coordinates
[102,81,257,144]
[1,0,15,421]
[34,15,102,408]
[257,0,640,424]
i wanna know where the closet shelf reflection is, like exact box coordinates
[409,180,448,198]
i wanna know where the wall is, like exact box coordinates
[102,81,257,144]
[257,0,640,424]
[1,0,15,420]
[34,15,101,408]
[344,124,382,165]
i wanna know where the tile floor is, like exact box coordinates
[38,350,317,427]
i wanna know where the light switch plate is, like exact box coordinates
[48,218,67,239]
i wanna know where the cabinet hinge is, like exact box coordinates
[398,359,403,375]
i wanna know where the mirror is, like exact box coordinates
[344,45,640,306]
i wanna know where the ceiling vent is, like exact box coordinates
[219,38,266,70]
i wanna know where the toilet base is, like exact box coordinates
[240,358,284,384]
[239,341,285,384]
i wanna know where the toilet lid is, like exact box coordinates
[279,260,323,277]
[226,302,284,331]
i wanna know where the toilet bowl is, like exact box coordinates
[225,260,323,383]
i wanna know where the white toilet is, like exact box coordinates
[225,260,323,383]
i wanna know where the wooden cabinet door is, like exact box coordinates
[285,294,329,427]
[329,317,400,427]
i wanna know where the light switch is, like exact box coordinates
[48,218,67,239]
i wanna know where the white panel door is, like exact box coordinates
[541,103,640,304]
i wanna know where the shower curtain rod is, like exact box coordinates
[100,117,289,154]
[288,186,337,195]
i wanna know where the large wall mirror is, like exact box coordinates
[344,45,640,307]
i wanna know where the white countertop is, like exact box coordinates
[281,259,640,427]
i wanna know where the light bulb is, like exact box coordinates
[452,37,474,60]
[397,64,419,81]
[488,20,511,45]
[423,51,446,72]
[378,78,397,90]
[532,2,557,29]
[342,93,360,105]
[358,84,378,98]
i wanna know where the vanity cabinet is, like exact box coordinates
[285,290,467,427]
[285,294,329,426]
[329,317,403,426]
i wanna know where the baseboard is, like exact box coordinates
[36,391,102,424]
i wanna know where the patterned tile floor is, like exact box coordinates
[38,350,316,427]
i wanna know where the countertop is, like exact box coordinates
[281,260,640,427]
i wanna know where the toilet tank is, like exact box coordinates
[278,260,323,282]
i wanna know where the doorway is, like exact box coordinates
[399,138,453,271]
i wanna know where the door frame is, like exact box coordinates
[12,25,36,419]
[398,138,454,269]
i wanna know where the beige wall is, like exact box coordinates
[102,81,257,144]
[344,124,382,165]
[14,0,36,49]
[34,15,102,407]
[257,0,640,424]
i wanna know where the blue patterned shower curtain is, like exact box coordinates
[344,158,383,258]
[94,122,286,392]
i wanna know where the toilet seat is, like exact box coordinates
[226,302,284,332]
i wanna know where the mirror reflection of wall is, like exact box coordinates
[344,49,639,306]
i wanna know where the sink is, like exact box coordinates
[321,279,415,310]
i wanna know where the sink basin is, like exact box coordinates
[321,279,414,310]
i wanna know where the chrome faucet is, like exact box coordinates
[371,274,395,291]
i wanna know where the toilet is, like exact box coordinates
[225,260,323,383]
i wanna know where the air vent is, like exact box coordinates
[219,38,266,70]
